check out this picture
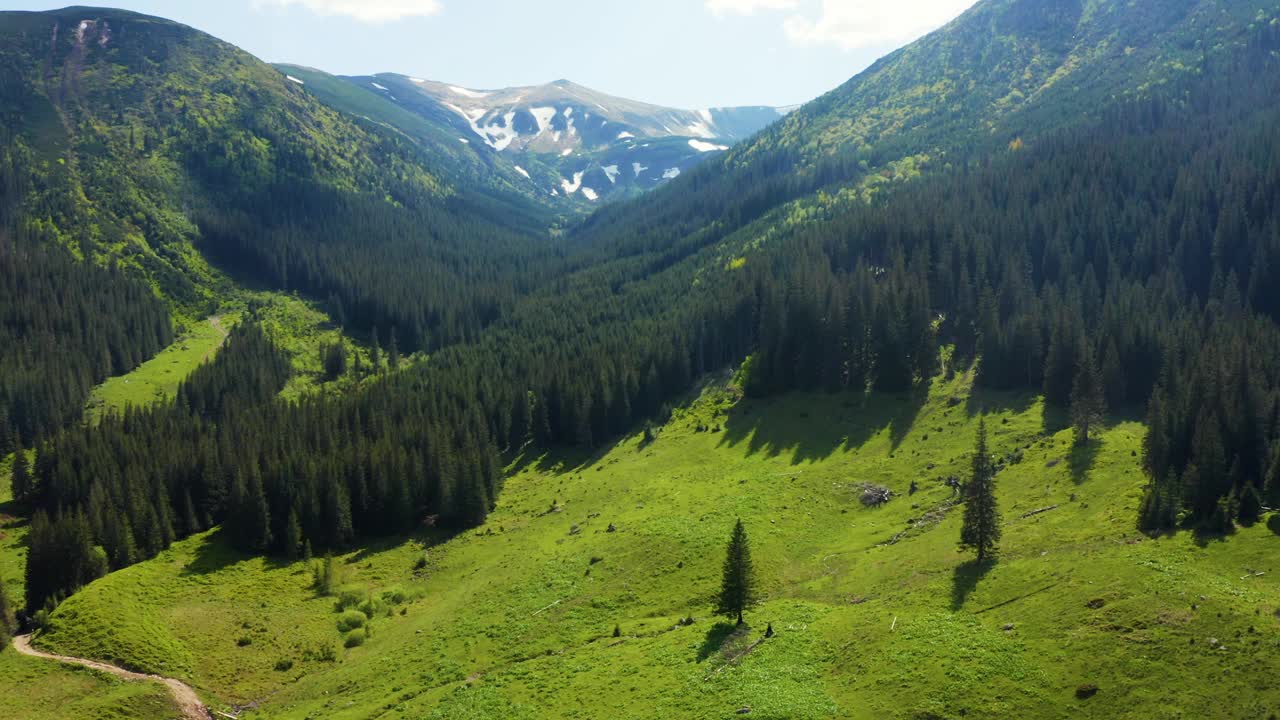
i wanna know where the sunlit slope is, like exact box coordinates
[30,369,1280,719]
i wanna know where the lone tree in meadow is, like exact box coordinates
[960,419,1001,562]
[715,518,757,625]
[1070,349,1107,446]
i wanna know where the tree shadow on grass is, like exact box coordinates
[717,384,931,465]
[964,386,1037,419]
[1268,514,1280,536]
[951,558,996,611]
[696,621,741,663]
[1068,438,1102,484]
[180,528,246,576]
[1041,402,1069,437]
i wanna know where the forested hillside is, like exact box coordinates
[0,6,559,357]
[3,0,1280,716]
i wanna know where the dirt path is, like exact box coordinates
[12,634,212,720]
[204,315,230,363]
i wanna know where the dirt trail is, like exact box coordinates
[204,315,230,362]
[12,634,212,720]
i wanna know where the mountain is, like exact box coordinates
[276,67,791,205]
[0,6,556,351]
[575,0,1273,255]
[7,0,1280,718]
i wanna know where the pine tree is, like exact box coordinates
[714,519,757,625]
[284,511,303,559]
[1070,349,1106,446]
[960,419,1001,562]
[10,439,29,503]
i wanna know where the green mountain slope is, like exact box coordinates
[0,6,558,353]
[574,0,1277,256]
[5,1,1280,718]
[31,377,1280,719]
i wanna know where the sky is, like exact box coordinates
[0,0,977,108]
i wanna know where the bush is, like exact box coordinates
[274,658,294,672]
[357,597,386,619]
[302,643,337,662]
[334,587,363,612]
[336,610,366,633]
[344,628,366,648]
[312,554,338,596]
[236,636,253,647]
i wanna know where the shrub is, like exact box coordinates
[336,610,366,633]
[334,587,363,612]
[312,554,338,596]
[302,643,337,662]
[357,597,386,619]
[236,636,253,647]
[344,629,366,648]
[1075,684,1099,699]
[274,658,294,672]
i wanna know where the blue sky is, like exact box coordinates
[2,0,976,108]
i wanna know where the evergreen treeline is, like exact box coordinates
[0,234,172,452]
[195,179,556,355]
[24,323,499,611]
[17,9,1280,615]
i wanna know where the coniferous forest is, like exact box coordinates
[8,13,1280,616]
[2,3,1280,716]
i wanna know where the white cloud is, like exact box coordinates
[706,0,799,17]
[707,0,976,50]
[782,0,976,50]
[254,0,442,23]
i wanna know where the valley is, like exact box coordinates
[1,1,1279,718]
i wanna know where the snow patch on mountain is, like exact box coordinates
[286,75,305,85]
[581,187,598,201]
[449,85,491,98]
[689,139,729,152]
[603,165,619,184]
[372,82,388,91]
[561,171,584,194]
[514,165,531,179]
[617,131,635,140]
[531,107,557,134]
[444,103,521,151]
[663,167,681,179]
[633,162,648,177]
[561,148,574,156]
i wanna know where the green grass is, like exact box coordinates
[25,367,1280,718]
[83,290,377,424]
[0,650,179,720]
[85,315,235,422]
[0,453,28,605]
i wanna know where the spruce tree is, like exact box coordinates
[10,440,29,503]
[1070,349,1106,446]
[715,519,757,625]
[960,419,1001,562]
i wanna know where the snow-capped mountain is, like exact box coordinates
[400,77,782,154]
[286,67,791,206]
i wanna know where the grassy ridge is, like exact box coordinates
[20,367,1279,719]
[0,650,178,720]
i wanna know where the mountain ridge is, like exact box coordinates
[278,65,793,205]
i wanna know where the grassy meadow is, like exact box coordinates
[9,366,1276,719]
